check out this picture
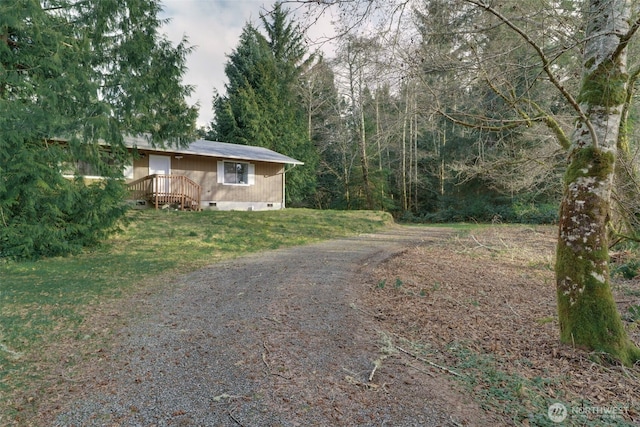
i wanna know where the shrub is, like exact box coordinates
[0,178,128,260]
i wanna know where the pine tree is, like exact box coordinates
[211,2,318,205]
[0,0,197,259]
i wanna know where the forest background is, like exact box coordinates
[204,0,608,225]
[6,0,640,260]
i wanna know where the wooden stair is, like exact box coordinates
[127,174,202,211]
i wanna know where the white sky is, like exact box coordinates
[160,0,337,128]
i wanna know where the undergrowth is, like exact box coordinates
[402,339,636,426]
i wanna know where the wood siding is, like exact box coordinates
[130,151,285,204]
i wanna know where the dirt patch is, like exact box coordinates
[364,225,640,425]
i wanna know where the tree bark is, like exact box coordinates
[556,0,640,366]
[359,104,374,209]
[401,90,409,211]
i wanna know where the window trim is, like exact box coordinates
[61,160,133,180]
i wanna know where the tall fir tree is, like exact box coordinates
[0,0,197,259]
[211,2,317,206]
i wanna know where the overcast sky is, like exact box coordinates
[160,0,337,128]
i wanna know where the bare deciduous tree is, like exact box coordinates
[295,0,640,365]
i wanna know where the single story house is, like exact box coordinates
[123,136,303,211]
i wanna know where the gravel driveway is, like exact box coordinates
[53,226,470,426]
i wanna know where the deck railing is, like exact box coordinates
[127,174,202,210]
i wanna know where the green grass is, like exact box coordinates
[0,208,391,423]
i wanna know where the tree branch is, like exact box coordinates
[436,108,547,132]
[526,100,571,150]
[613,14,640,59]
[464,0,598,149]
[395,345,463,378]
[618,64,640,152]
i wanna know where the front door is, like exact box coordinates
[149,154,171,194]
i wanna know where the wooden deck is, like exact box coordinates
[127,174,202,210]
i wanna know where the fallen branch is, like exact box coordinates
[349,302,378,318]
[403,360,435,377]
[395,345,464,378]
[369,356,387,382]
[212,393,241,402]
[368,363,378,382]
[506,301,520,318]
[228,410,244,426]
[471,234,500,252]
[262,341,270,371]
[263,341,292,380]
[498,237,509,249]
[345,375,380,390]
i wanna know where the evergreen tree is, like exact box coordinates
[211,2,317,206]
[0,0,197,260]
[212,24,275,147]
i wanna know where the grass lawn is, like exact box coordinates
[0,208,392,424]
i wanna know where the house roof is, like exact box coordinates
[124,136,304,165]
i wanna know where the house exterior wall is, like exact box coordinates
[129,150,286,210]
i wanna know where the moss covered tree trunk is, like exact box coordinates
[556,0,640,366]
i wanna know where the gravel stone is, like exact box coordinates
[52,227,476,427]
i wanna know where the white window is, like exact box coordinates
[77,160,100,177]
[217,161,255,185]
[61,160,104,179]
[63,160,133,179]
[61,147,132,180]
